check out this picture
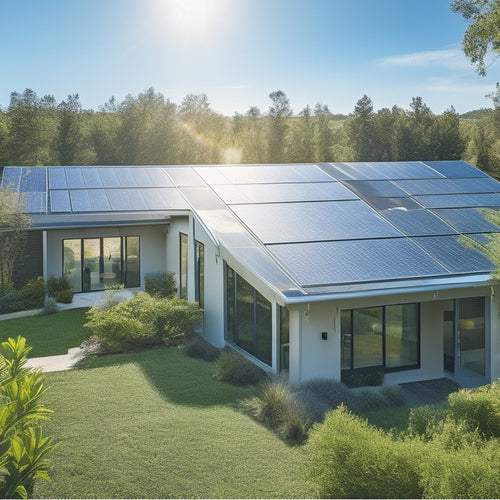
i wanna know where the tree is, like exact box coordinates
[0,189,32,293]
[288,105,314,163]
[267,90,292,163]
[346,94,378,161]
[313,103,334,162]
[451,0,500,76]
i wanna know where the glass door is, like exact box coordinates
[83,238,104,292]
[457,297,486,380]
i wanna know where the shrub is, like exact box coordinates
[38,297,59,316]
[243,379,309,443]
[180,333,221,362]
[407,405,448,439]
[307,405,424,499]
[213,348,267,386]
[447,381,500,439]
[55,288,73,304]
[420,429,500,499]
[0,282,15,297]
[0,336,58,498]
[85,293,203,351]
[0,277,45,314]
[46,275,72,298]
[144,271,177,298]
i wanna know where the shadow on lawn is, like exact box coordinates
[75,345,252,408]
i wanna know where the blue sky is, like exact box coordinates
[1,0,498,115]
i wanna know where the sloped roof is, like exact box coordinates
[2,161,500,301]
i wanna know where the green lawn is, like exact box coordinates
[0,308,90,357]
[34,347,316,499]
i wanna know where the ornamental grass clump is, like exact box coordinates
[213,348,267,386]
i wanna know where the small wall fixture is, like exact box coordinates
[321,332,328,340]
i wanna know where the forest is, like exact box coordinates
[0,86,499,179]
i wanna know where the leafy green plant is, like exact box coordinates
[85,293,203,351]
[213,348,267,386]
[0,278,45,315]
[407,405,449,439]
[307,405,424,499]
[144,271,177,299]
[0,336,58,498]
[447,381,500,439]
[46,275,73,303]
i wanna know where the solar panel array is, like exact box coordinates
[2,161,500,294]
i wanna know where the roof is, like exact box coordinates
[2,161,500,302]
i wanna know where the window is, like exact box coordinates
[280,307,289,372]
[195,240,204,308]
[341,303,420,372]
[179,233,188,300]
[63,236,140,292]
[225,264,272,366]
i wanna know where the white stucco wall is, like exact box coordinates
[288,285,497,386]
[46,224,168,286]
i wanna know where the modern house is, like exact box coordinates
[2,161,500,387]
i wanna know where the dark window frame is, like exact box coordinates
[341,302,421,373]
[179,232,188,300]
[195,240,204,308]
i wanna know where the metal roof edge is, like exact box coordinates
[284,274,496,305]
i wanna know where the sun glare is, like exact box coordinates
[159,0,228,43]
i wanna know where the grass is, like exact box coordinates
[361,405,411,432]
[34,347,315,499]
[0,308,89,357]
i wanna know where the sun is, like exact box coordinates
[158,0,228,43]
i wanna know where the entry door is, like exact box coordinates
[456,297,486,382]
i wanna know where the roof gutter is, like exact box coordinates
[283,274,495,305]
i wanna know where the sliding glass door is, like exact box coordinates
[63,236,140,292]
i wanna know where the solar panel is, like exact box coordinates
[48,168,68,189]
[395,179,461,195]
[342,180,407,198]
[468,193,500,207]
[411,236,495,274]
[106,189,148,211]
[267,238,448,286]
[83,168,103,188]
[423,161,487,178]
[20,167,46,192]
[164,167,205,186]
[70,190,111,212]
[365,162,444,179]
[213,182,358,205]
[231,200,403,244]
[139,188,189,210]
[143,167,173,187]
[50,190,71,212]
[432,208,500,233]
[380,209,458,236]
[23,192,45,214]
[414,194,480,209]
[450,177,500,193]
[98,168,122,188]
[66,168,85,188]
[1,168,21,191]
[195,164,332,184]
[365,197,422,210]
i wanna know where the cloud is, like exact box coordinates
[423,77,496,95]
[377,48,471,70]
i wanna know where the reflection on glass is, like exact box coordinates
[63,239,81,292]
[385,304,419,369]
[103,237,121,288]
[256,290,272,365]
[353,307,383,369]
[180,233,188,299]
[236,277,254,353]
[83,239,103,291]
[126,236,140,287]
[280,307,289,372]
[458,297,485,376]
[195,241,204,308]
[341,310,352,370]
[226,267,235,343]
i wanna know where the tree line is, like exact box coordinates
[0,86,499,178]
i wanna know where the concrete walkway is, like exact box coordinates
[2,287,140,373]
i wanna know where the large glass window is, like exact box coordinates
[195,240,204,308]
[225,264,272,366]
[280,307,290,372]
[341,303,420,372]
[63,236,140,292]
[179,233,188,300]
